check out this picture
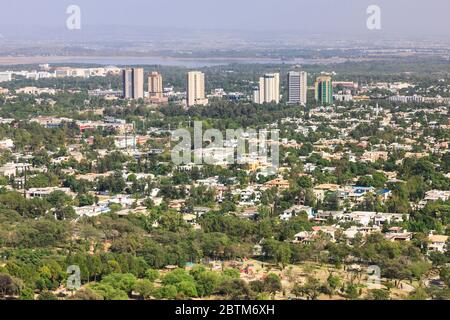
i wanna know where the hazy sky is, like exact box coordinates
[0,0,449,37]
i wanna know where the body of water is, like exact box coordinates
[0,56,349,67]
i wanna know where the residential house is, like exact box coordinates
[279,205,314,221]
[428,234,448,253]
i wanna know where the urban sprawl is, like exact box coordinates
[0,60,449,301]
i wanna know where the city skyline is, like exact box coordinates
[0,0,448,307]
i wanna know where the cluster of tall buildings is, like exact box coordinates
[122,68,167,103]
[122,67,333,107]
[253,71,309,105]
[252,71,332,106]
[122,68,207,107]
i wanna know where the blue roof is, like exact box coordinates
[377,189,391,195]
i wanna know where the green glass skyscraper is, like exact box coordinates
[315,75,333,104]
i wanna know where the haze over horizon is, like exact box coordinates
[0,0,450,41]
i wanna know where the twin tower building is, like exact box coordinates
[122,68,167,104]
[122,68,207,107]
[253,71,307,105]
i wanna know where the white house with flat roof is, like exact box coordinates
[280,205,314,221]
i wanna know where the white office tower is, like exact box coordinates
[132,68,144,99]
[187,71,208,107]
[288,71,307,105]
[254,73,280,104]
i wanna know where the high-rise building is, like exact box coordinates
[122,69,133,99]
[147,71,168,104]
[122,68,144,100]
[288,71,307,105]
[253,73,280,104]
[148,72,163,99]
[315,75,333,104]
[252,87,261,104]
[132,68,144,99]
[187,71,208,107]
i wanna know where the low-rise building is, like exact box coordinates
[385,227,413,242]
[428,234,448,253]
[264,178,290,190]
[0,163,31,177]
[27,187,74,199]
[279,205,314,221]
[74,205,111,217]
[361,151,389,163]
[0,139,14,150]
